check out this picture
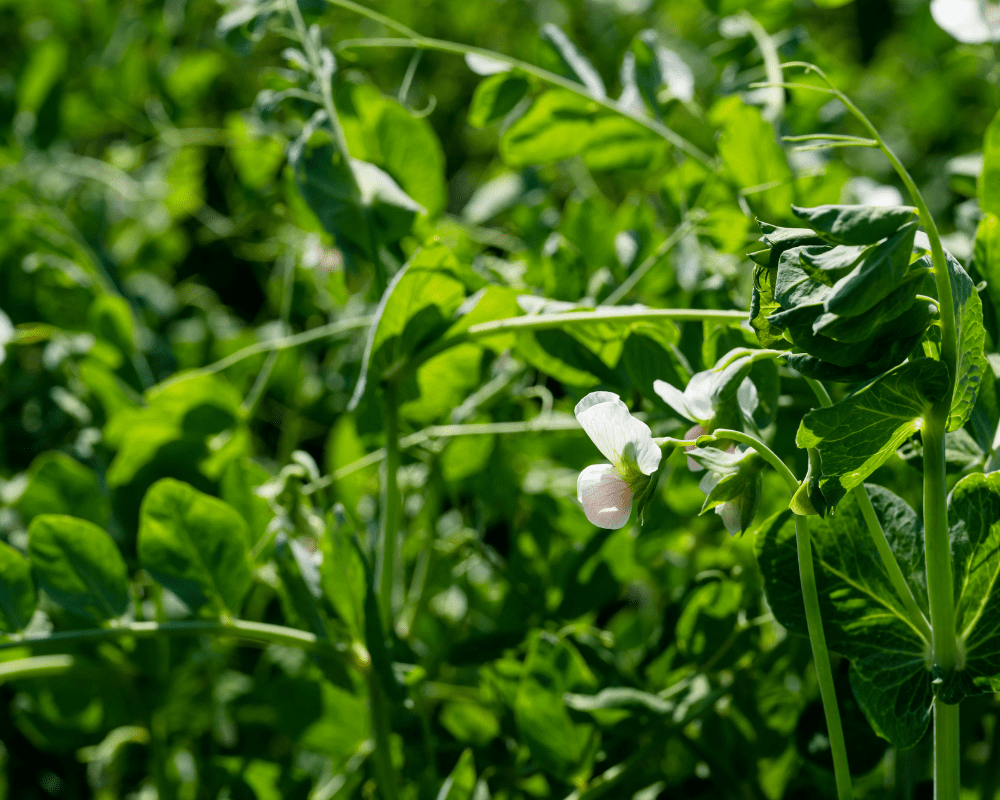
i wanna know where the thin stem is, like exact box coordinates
[796,514,854,800]
[803,377,932,642]
[407,307,747,376]
[782,134,878,143]
[243,248,297,414]
[738,12,784,132]
[779,62,957,379]
[697,428,798,493]
[367,672,401,800]
[325,10,714,168]
[380,383,402,627]
[602,217,699,306]
[0,654,75,683]
[155,316,370,392]
[0,618,363,664]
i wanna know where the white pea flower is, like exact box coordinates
[575,392,661,529]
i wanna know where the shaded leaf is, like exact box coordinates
[468,73,529,127]
[138,478,252,613]
[791,204,917,246]
[0,542,36,632]
[28,515,129,621]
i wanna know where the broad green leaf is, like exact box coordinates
[138,478,252,613]
[796,359,951,504]
[784,324,929,383]
[755,487,932,747]
[823,222,918,316]
[791,204,917,246]
[104,374,246,488]
[28,515,129,621]
[500,90,666,171]
[750,263,791,349]
[344,84,448,218]
[0,541,36,632]
[758,223,826,253]
[468,73,529,127]
[436,749,478,800]
[773,247,833,309]
[539,24,605,99]
[974,212,1000,334]
[769,303,877,367]
[979,107,1000,217]
[349,243,469,410]
[941,472,1000,701]
[945,251,988,432]
[812,267,927,343]
[87,295,134,354]
[514,633,597,776]
[799,243,870,286]
[401,343,483,424]
[715,101,791,219]
[16,452,108,528]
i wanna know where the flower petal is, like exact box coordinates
[684,424,707,471]
[577,463,634,529]
[716,502,742,537]
[574,392,661,478]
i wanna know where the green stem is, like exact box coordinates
[702,426,853,799]
[407,307,747,375]
[934,700,961,800]
[0,654,75,684]
[696,428,797,492]
[380,382,402,628]
[795,515,854,800]
[0,618,362,666]
[803,377,932,642]
[325,0,714,168]
[923,412,961,800]
[367,671,401,800]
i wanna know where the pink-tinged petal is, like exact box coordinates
[577,463,634,529]
[716,502,742,537]
[574,392,660,478]
[684,424,707,471]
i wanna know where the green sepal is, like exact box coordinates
[789,448,827,517]
[791,204,917,246]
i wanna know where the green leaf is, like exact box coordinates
[822,222,918,316]
[812,267,927,343]
[539,24,605,98]
[773,247,833,309]
[799,243,870,286]
[28,515,129,621]
[979,108,1000,217]
[468,73,529,127]
[796,359,951,504]
[628,29,694,111]
[715,101,792,219]
[87,295,134,354]
[791,204,917,246]
[973,213,1000,336]
[0,541,36,632]
[514,633,597,776]
[104,374,246,488]
[755,487,932,747]
[941,472,1000,701]
[749,263,792,350]
[500,90,666,171]
[349,242,469,410]
[16,452,108,528]
[138,478,252,614]
[946,251,988,433]
[436,749,478,800]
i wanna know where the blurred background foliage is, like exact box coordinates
[1,0,1000,799]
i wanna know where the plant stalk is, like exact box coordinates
[795,514,854,800]
[367,670,401,800]
[380,382,402,628]
[923,411,961,800]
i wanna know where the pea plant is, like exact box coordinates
[2,1,1000,799]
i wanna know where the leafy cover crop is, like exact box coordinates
[3,1,1000,799]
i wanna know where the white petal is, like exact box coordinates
[931,0,1000,43]
[574,392,661,478]
[653,380,694,422]
[577,463,634,529]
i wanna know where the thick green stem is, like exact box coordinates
[380,383,402,628]
[934,700,961,800]
[924,411,961,800]
[795,514,854,800]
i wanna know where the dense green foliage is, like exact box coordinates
[4,0,1000,799]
